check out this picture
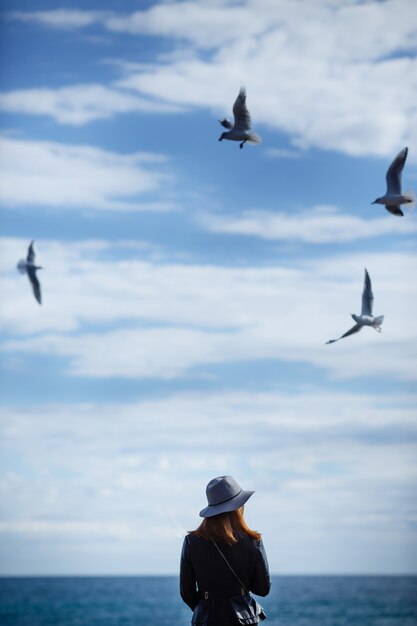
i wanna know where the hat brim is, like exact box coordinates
[199,489,254,518]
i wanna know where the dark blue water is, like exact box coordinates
[0,576,416,626]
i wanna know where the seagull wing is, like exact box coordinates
[361,268,373,316]
[233,88,251,131]
[326,324,362,344]
[27,240,35,264]
[219,118,233,129]
[386,147,408,195]
[385,204,404,216]
[27,267,41,304]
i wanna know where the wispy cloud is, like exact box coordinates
[2,238,417,382]
[6,1,417,157]
[9,5,266,45]
[200,206,417,243]
[4,325,417,383]
[0,84,184,125]
[1,389,416,573]
[0,137,176,212]
[9,9,107,30]
[2,2,417,577]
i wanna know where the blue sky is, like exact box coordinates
[0,0,417,576]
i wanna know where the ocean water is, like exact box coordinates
[0,575,416,626]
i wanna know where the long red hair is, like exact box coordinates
[190,507,261,545]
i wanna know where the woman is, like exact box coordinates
[180,475,271,624]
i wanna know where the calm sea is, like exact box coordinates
[0,575,416,626]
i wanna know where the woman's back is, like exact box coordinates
[179,475,271,625]
[181,533,270,600]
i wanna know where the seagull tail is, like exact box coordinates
[404,189,416,212]
[374,315,384,327]
[246,132,262,145]
[16,260,26,274]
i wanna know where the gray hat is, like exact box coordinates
[199,475,254,518]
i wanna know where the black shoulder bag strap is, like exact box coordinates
[211,540,248,594]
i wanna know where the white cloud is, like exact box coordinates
[11,1,417,55]
[0,84,184,125]
[200,206,417,243]
[0,390,416,573]
[10,9,106,30]
[118,40,417,158]
[0,136,175,211]
[7,1,417,157]
[4,324,417,383]
[10,4,266,46]
[1,238,417,382]
[104,2,266,47]
[0,520,136,540]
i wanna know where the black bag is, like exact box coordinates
[229,594,267,625]
[212,540,267,624]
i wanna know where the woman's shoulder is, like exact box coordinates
[226,534,263,555]
[238,533,263,546]
[184,532,207,546]
[184,532,263,549]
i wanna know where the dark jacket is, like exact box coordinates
[180,533,271,624]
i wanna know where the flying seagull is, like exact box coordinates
[16,240,43,304]
[218,88,261,149]
[326,269,383,344]
[372,147,415,216]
